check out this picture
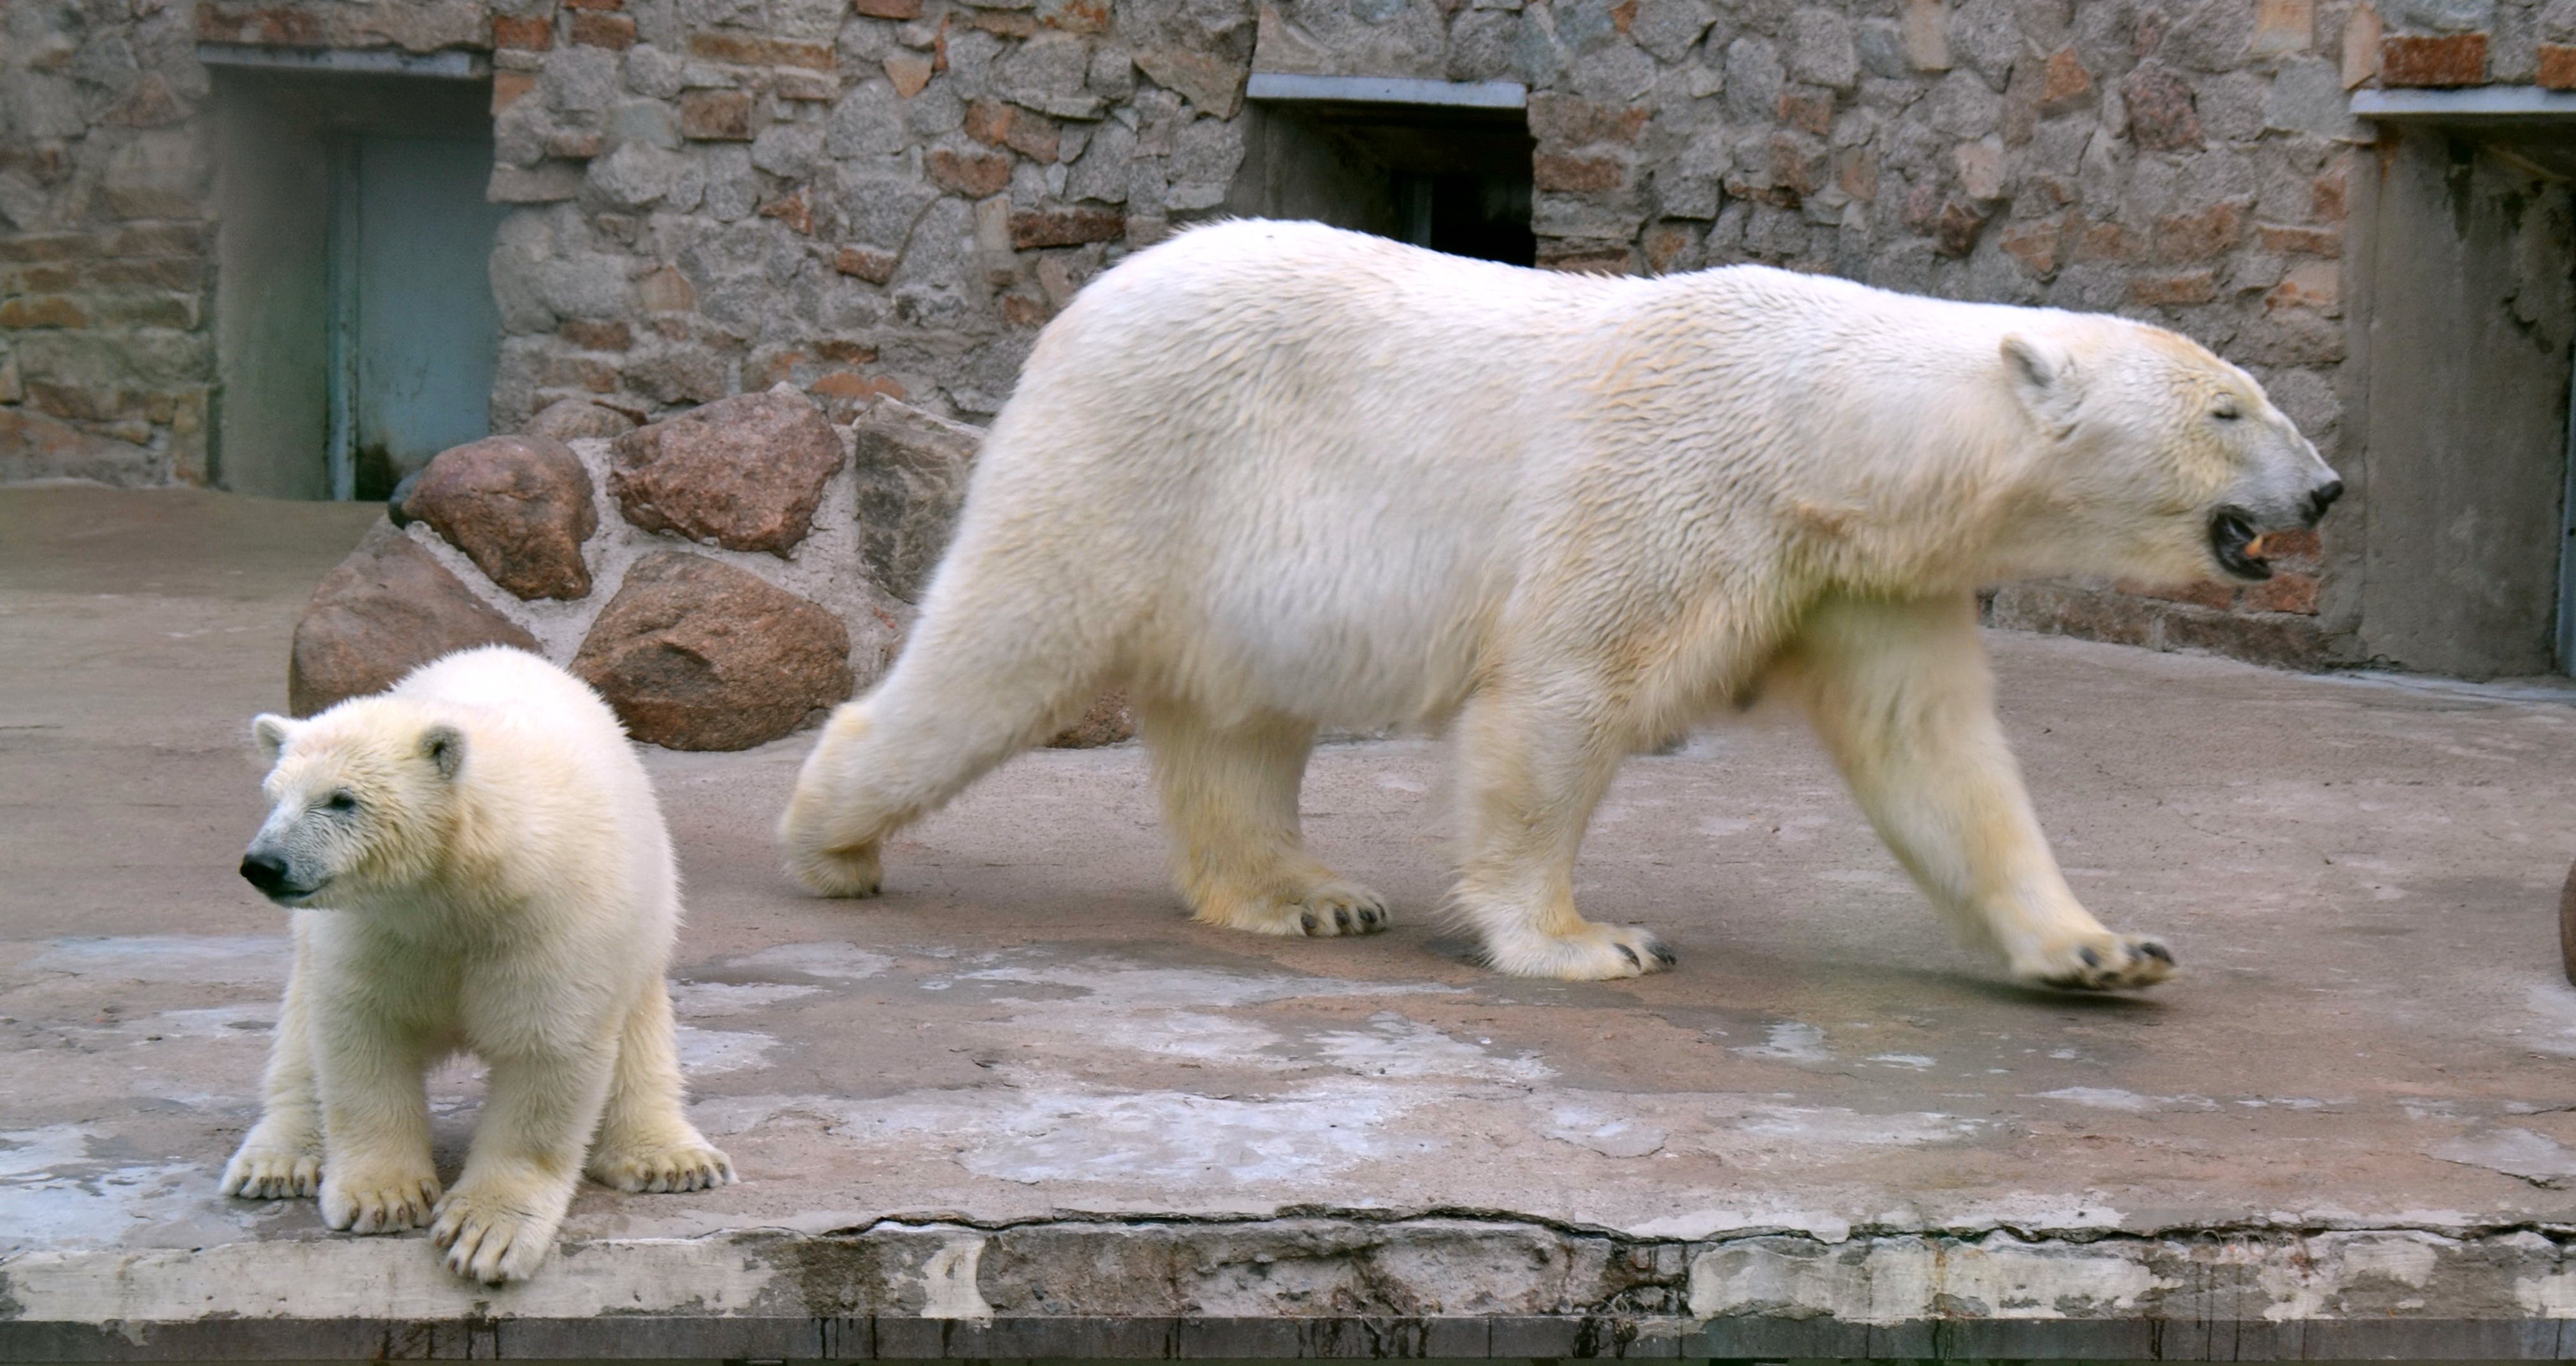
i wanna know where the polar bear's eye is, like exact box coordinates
[2210,397,2241,421]
[322,791,358,814]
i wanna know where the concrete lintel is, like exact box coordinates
[1245,73,1528,110]
[2352,85,2576,120]
[194,43,489,81]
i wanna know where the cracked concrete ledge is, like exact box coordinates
[20,491,2576,1362]
[10,1218,2576,1360]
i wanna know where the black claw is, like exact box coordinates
[1616,943,1641,969]
[1651,944,1677,967]
[1299,912,1318,935]
[2141,941,2174,965]
[1334,908,1351,932]
[2078,945,2101,969]
[1359,907,1380,928]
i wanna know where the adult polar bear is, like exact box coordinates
[781,220,2341,987]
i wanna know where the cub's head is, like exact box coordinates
[239,701,467,907]
[1998,322,2341,586]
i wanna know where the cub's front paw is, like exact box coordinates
[1194,874,1392,937]
[1484,921,1676,981]
[221,1146,321,1200]
[319,1165,441,1233]
[1277,877,1392,937]
[589,1137,737,1194]
[431,1180,563,1284]
[2015,932,2175,991]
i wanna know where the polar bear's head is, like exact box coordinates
[238,702,467,907]
[1997,323,2341,586]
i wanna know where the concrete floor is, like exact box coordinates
[10,484,2576,1358]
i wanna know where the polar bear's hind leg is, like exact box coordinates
[1449,679,1678,979]
[779,582,1109,898]
[1141,699,1391,937]
[586,977,735,1193]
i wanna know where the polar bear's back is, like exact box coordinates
[934,219,2120,726]
[396,646,629,753]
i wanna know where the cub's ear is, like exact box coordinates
[251,714,295,763]
[421,724,467,780]
[2000,332,2083,436]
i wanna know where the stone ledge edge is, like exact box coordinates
[8,1219,2576,1358]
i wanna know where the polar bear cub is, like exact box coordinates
[781,219,2343,989]
[224,645,732,1284]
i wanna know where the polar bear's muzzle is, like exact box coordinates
[2208,477,2342,582]
[238,844,326,905]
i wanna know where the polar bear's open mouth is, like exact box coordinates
[2208,507,2274,581]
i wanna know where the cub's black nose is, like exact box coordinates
[2306,479,2345,524]
[239,852,289,893]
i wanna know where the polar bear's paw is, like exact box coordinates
[431,1181,562,1284]
[1201,876,1391,937]
[789,840,883,898]
[221,1146,321,1200]
[319,1164,441,1233]
[1484,922,1676,981]
[2014,932,2175,991]
[590,1138,737,1194]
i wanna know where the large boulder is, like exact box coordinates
[525,398,639,442]
[572,551,854,751]
[850,398,981,603]
[608,385,844,557]
[401,435,597,601]
[289,522,541,716]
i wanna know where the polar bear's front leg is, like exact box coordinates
[431,1041,619,1284]
[1451,679,1675,979]
[586,978,735,1194]
[1783,593,2174,991]
[1140,700,1390,937]
[222,920,323,1200]
[308,985,441,1233]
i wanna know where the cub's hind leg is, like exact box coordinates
[1140,698,1389,937]
[586,976,734,1195]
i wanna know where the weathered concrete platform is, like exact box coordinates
[10,485,2576,1360]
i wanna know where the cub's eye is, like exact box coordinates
[323,791,358,813]
[2211,397,2241,421]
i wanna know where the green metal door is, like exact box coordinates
[326,134,509,501]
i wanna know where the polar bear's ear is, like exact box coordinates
[2000,333,2082,436]
[251,714,294,763]
[421,724,467,780]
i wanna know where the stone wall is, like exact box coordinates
[0,0,2450,670]
[0,0,220,485]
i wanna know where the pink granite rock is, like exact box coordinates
[403,435,597,601]
[608,386,844,556]
[572,550,853,750]
[289,522,541,716]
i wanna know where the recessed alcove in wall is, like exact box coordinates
[2350,89,2576,677]
[1226,75,1536,267]
[206,47,507,501]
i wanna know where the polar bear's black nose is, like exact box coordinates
[2305,480,2344,525]
[239,852,289,893]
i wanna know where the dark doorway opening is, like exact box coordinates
[1226,98,1535,266]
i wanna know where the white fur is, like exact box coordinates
[224,646,732,1284]
[781,220,2340,986]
